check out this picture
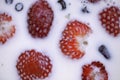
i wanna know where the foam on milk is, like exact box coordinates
[0,0,120,80]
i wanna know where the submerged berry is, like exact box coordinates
[99,6,120,36]
[82,61,108,80]
[15,3,24,12]
[98,45,111,59]
[60,20,92,59]
[5,0,13,5]
[58,0,66,10]
[81,6,90,13]
[0,13,15,44]
[27,0,54,38]
[16,49,52,80]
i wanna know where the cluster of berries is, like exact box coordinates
[0,0,120,80]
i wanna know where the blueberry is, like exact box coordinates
[15,3,23,12]
[98,45,111,59]
[5,0,13,4]
[81,6,90,13]
[58,0,66,10]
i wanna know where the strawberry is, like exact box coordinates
[27,0,54,38]
[0,13,15,44]
[59,20,91,59]
[88,0,100,3]
[16,49,52,80]
[82,61,108,80]
[99,6,120,37]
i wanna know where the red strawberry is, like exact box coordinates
[82,61,108,80]
[0,13,15,44]
[27,0,54,38]
[60,20,91,59]
[16,49,52,80]
[99,6,120,37]
[88,0,100,3]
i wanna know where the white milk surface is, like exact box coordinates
[0,0,120,80]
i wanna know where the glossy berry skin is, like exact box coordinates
[16,49,52,80]
[98,45,111,59]
[27,0,54,38]
[82,61,108,80]
[99,6,120,37]
[0,13,15,44]
[60,20,91,59]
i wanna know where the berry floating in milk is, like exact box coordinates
[0,0,120,80]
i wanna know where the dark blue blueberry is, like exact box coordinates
[58,0,66,10]
[15,3,23,12]
[81,6,90,13]
[5,0,13,4]
[98,45,111,59]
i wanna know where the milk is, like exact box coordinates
[0,0,120,80]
